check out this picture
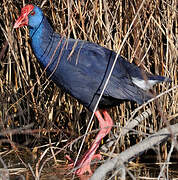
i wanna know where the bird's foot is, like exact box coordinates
[66,153,102,176]
[66,110,113,177]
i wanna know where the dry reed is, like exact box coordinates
[0,0,177,179]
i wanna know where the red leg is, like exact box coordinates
[73,110,113,176]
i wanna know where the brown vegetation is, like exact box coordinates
[0,0,177,179]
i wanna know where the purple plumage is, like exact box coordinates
[14,4,171,176]
[14,5,170,112]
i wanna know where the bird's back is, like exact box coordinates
[30,16,169,112]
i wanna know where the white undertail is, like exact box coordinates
[131,77,158,90]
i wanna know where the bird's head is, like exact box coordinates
[14,5,43,29]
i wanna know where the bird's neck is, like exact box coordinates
[29,16,54,60]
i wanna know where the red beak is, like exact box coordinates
[13,14,28,28]
[13,4,34,28]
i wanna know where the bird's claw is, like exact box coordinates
[65,153,102,176]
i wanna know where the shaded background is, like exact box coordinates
[0,0,177,179]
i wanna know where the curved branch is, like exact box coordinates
[91,123,178,180]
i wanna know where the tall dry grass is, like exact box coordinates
[0,0,177,179]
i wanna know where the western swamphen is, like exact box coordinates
[14,4,171,176]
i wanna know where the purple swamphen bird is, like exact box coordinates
[14,5,171,176]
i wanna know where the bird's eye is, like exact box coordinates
[30,11,35,16]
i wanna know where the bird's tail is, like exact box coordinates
[131,75,171,91]
[148,75,171,82]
